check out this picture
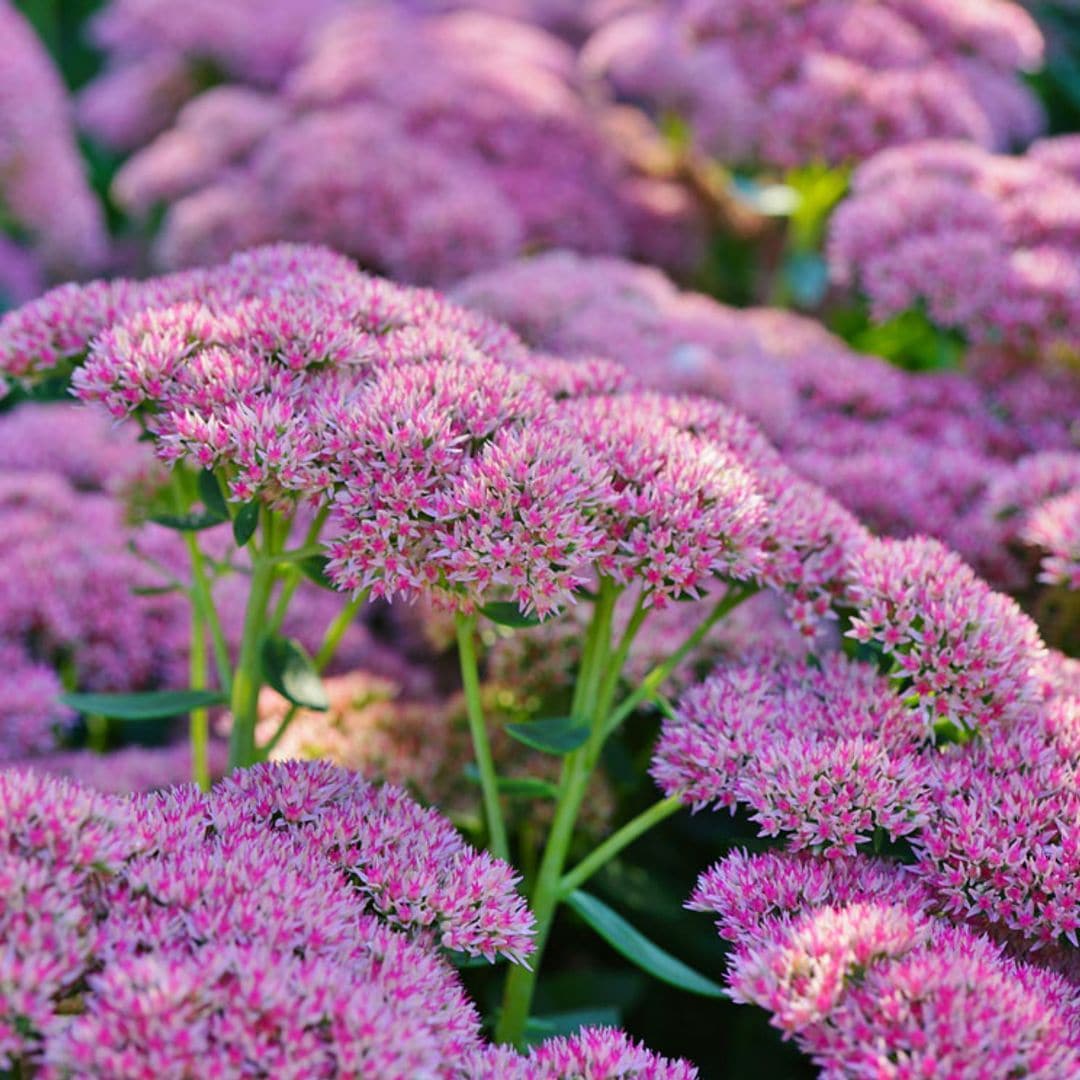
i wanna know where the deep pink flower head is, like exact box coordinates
[43,933,481,1079]
[690,850,933,947]
[829,138,1080,364]
[0,767,140,877]
[653,655,930,855]
[847,537,1046,733]
[0,1,107,282]
[911,706,1080,951]
[584,0,1044,167]
[804,923,1080,1079]
[560,394,768,606]
[214,760,536,963]
[467,1026,699,1079]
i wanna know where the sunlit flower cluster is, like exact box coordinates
[583,0,1045,167]
[726,901,1080,1077]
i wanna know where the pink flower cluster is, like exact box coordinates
[1,243,872,625]
[1,760,692,1076]
[829,138,1080,363]
[847,537,1046,732]
[77,0,347,149]
[455,251,1080,590]
[981,450,1080,589]
[912,698,1080,952]
[0,2,107,300]
[690,849,1080,1077]
[103,4,691,283]
[583,0,1045,167]
[653,654,931,855]
[0,763,490,1071]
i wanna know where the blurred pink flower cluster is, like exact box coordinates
[829,137,1080,363]
[1,760,692,1077]
[0,394,385,768]
[94,3,692,283]
[0,2,107,302]
[455,250,1080,593]
[583,0,1045,167]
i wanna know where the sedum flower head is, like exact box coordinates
[653,655,930,855]
[847,536,1045,733]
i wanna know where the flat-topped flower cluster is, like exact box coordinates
[0,243,868,631]
[0,759,692,1077]
[89,2,694,283]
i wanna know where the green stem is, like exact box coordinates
[558,795,682,897]
[456,612,510,863]
[188,602,210,791]
[496,579,619,1045]
[267,509,329,633]
[184,533,231,696]
[227,511,278,770]
[603,583,758,740]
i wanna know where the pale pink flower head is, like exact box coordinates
[653,654,930,855]
[847,537,1046,733]
[1023,490,1080,590]
[727,902,931,1034]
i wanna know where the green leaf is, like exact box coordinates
[232,500,260,546]
[297,555,336,591]
[261,635,329,711]
[150,510,226,532]
[445,950,497,970]
[565,890,725,998]
[463,764,558,799]
[505,717,589,755]
[60,689,227,720]
[130,584,182,597]
[197,469,229,520]
[480,602,541,628]
[522,1007,622,1045]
